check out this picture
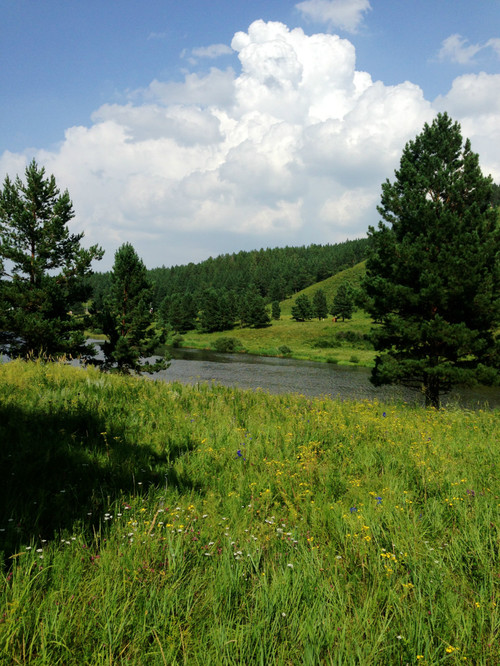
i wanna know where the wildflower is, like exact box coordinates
[446,646,457,654]
[375,496,382,504]
[350,506,358,513]
[287,563,293,569]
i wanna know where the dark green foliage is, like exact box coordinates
[362,113,500,408]
[291,294,313,321]
[240,289,271,328]
[199,288,235,333]
[312,289,328,320]
[97,243,169,373]
[332,282,355,321]
[0,160,103,357]
[490,182,500,207]
[160,291,198,333]
[212,337,244,353]
[278,344,292,356]
[271,300,281,320]
[146,239,369,309]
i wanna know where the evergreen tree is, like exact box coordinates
[98,243,168,373]
[312,289,328,320]
[291,294,313,321]
[332,282,355,321]
[247,291,271,328]
[200,288,235,333]
[271,300,281,320]
[0,160,103,358]
[160,292,197,334]
[362,113,500,408]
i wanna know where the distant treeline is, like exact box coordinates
[87,239,369,333]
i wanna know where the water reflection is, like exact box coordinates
[148,347,499,410]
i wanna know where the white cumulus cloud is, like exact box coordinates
[1,19,498,269]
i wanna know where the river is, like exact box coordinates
[144,347,500,410]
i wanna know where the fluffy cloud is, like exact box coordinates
[438,34,500,64]
[434,72,500,179]
[1,20,498,269]
[296,0,371,33]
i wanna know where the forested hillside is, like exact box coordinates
[87,238,368,333]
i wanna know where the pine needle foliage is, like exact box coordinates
[0,160,103,358]
[362,113,500,408]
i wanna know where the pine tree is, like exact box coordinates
[98,243,168,373]
[246,291,271,328]
[0,160,103,358]
[200,288,235,333]
[291,294,313,321]
[332,282,355,321]
[312,289,328,320]
[362,113,500,408]
[271,300,281,320]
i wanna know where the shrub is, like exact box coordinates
[312,339,339,349]
[278,344,292,356]
[212,337,244,353]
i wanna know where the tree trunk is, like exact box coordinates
[423,374,440,409]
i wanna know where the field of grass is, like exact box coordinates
[179,311,374,366]
[1,360,499,664]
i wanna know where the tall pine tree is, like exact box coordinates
[362,113,500,407]
[332,282,355,321]
[312,289,328,320]
[98,243,168,373]
[0,160,103,358]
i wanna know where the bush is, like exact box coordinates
[278,345,292,357]
[212,337,244,353]
[312,339,340,349]
[349,355,360,364]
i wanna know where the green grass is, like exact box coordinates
[179,311,374,366]
[1,360,499,664]
[177,263,374,365]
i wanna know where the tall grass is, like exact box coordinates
[1,360,499,664]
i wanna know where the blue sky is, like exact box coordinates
[1,0,499,269]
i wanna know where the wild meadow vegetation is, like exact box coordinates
[1,360,499,664]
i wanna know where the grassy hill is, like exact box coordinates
[279,260,367,316]
[179,261,375,366]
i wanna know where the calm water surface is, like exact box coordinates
[148,347,500,409]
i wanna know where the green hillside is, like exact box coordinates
[178,262,375,366]
[280,260,367,316]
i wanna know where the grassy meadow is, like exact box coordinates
[172,263,374,366]
[178,311,374,366]
[0,360,499,664]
